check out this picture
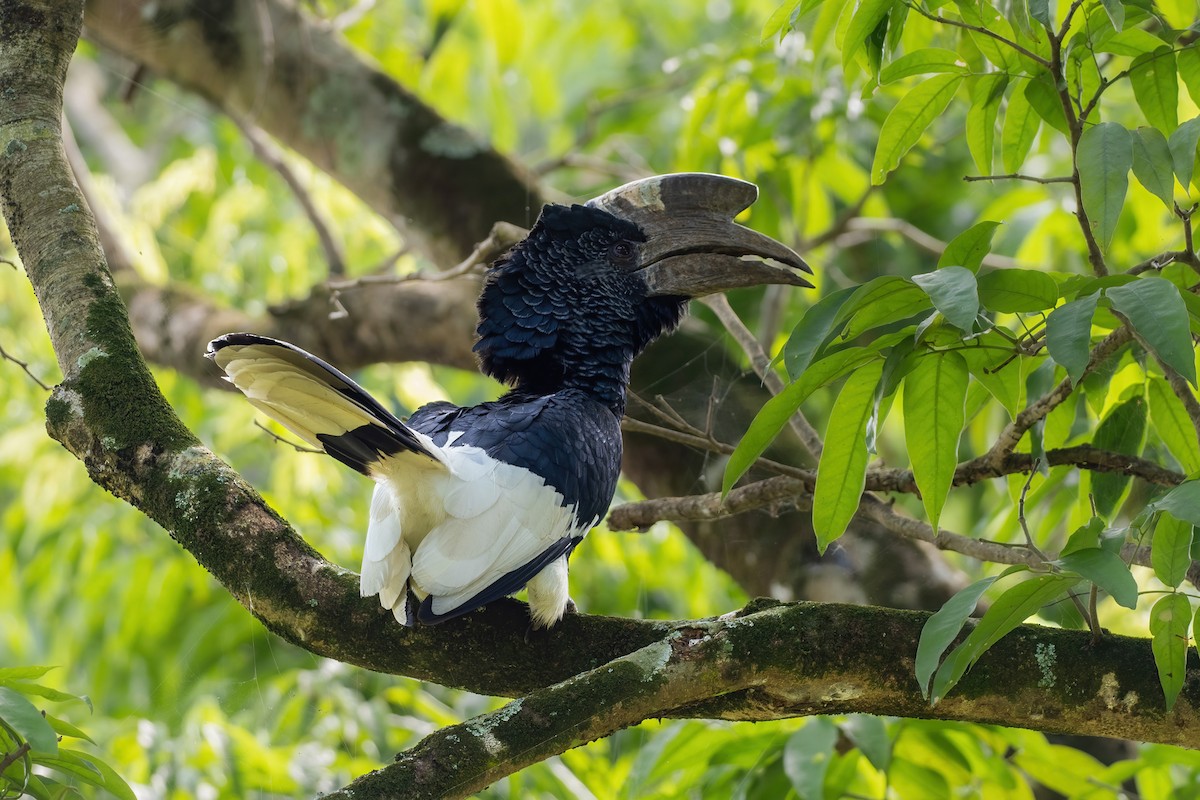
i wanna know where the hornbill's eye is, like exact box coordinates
[609,240,636,263]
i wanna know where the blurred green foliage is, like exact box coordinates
[6,0,1200,797]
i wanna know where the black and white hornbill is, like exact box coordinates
[207,173,810,628]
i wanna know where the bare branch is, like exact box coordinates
[837,217,1024,270]
[964,173,1074,185]
[0,340,53,391]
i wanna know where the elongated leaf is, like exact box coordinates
[1149,480,1200,526]
[1025,75,1069,133]
[843,0,894,72]
[931,574,1079,703]
[841,715,892,772]
[915,576,1001,698]
[1131,47,1179,135]
[1029,0,1051,30]
[783,718,838,799]
[1132,126,1177,209]
[1169,117,1200,189]
[938,220,1002,273]
[960,332,1023,416]
[1100,0,1124,30]
[1002,81,1041,173]
[872,74,964,184]
[0,687,57,754]
[37,749,136,800]
[43,712,95,745]
[762,0,803,41]
[813,360,885,551]
[1179,46,1200,108]
[977,268,1058,312]
[1055,547,1138,609]
[0,667,56,684]
[1045,292,1099,385]
[879,47,967,83]
[1152,513,1194,589]
[967,73,1008,174]
[783,287,855,379]
[904,351,968,531]
[1077,122,1132,251]
[1096,27,1168,57]
[1150,593,1191,711]
[724,348,878,493]
[837,277,933,339]
[1090,395,1148,519]
[1148,377,1200,471]
[1107,278,1196,386]
[912,267,980,331]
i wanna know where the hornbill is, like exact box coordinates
[208,173,810,629]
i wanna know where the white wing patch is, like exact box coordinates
[364,442,586,626]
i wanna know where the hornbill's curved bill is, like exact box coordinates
[586,172,813,297]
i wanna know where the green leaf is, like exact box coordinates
[915,575,1000,698]
[782,287,855,379]
[879,47,967,83]
[1132,126,1178,209]
[1169,117,1200,190]
[1099,0,1124,30]
[37,749,136,800]
[1002,81,1041,173]
[872,74,963,184]
[966,73,1008,174]
[1107,278,1197,386]
[1178,46,1200,108]
[1149,480,1200,526]
[836,276,933,339]
[783,718,838,799]
[724,348,878,494]
[1062,516,1106,555]
[1025,75,1069,134]
[1131,47,1179,135]
[1029,0,1051,30]
[1077,122,1132,251]
[0,667,56,684]
[1045,292,1099,385]
[1150,593,1191,711]
[1152,513,1194,589]
[931,574,1080,703]
[1054,547,1138,609]
[938,220,1002,273]
[1148,377,1200,471]
[977,268,1058,312]
[911,267,980,331]
[903,351,968,531]
[43,713,94,745]
[813,360,885,551]
[1096,27,1169,57]
[843,0,894,72]
[841,715,892,772]
[1090,395,1148,519]
[0,687,58,754]
[762,0,803,41]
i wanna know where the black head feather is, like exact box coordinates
[473,204,687,411]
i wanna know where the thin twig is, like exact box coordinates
[620,417,812,481]
[903,1,1051,68]
[0,340,52,390]
[963,173,1074,184]
[837,217,1024,270]
[700,294,823,459]
[234,117,348,277]
[253,420,323,453]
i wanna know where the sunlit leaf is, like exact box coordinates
[762,0,804,41]
[783,718,837,798]
[879,48,967,83]
[1131,47,1179,135]
[1077,122,1132,251]
[1099,0,1124,30]
[938,220,1002,273]
[1150,593,1191,711]
[36,749,136,800]
[782,287,855,379]
[1029,0,1052,30]
[0,667,56,684]
[915,575,1001,698]
[43,712,95,745]
[1131,126,1177,209]
[872,74,963,184]
[1090,395,1147,519]
[841,715,892,772]
[1107,278,1196,386]
[724,348,878,494]
[1045,293,1098,385]
[1179,46,1200,108]
[1152,513,1194,589]
[903,351,968,531]
[836,276,933,339]
[911,267,980,331]
[0,687,58,754]
[843,0,894,72]
[1169,117,1200,189]
[1054,547,1138,609]
[1147,376,1200,472]
[813,360,885,551]
[977,269,1058,312]
[966,73,1008,174]
[1149,480,1200,526]
[931,574,1079,703]
[1002,81,1041,173]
